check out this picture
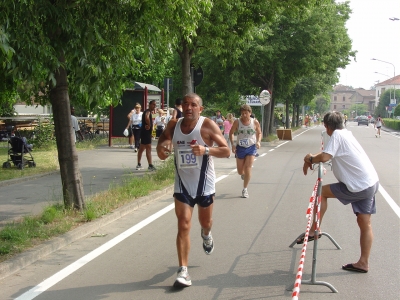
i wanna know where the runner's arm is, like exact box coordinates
[229,120,238,152]
[254,120,262,149]
[193,119,230,158]
[156,119,177,160]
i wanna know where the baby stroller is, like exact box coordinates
[2,135,36,169]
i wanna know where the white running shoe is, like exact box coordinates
[136,164,143,170]
[174,267,192,287]
[201,229,214,255]
[242,188,249,198]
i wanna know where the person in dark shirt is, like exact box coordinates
[171,98,182,120]
[136,100,157,171]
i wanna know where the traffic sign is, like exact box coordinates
[194,67,203,87]
[163,77,173,92]
[259,90,271,105]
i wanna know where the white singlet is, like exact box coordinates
[173,116,215,198]
[236,118,256,148]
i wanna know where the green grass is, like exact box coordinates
[0,137,115,182]
[0,157,175,263]
[0,147,59,181]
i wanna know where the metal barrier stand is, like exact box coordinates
[289,162,341,295]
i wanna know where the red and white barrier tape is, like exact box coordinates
[292,198,315,300]
[292,178,322,300]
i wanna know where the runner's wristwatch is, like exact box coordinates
[205,146,209,155]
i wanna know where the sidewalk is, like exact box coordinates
[0,145,166,227]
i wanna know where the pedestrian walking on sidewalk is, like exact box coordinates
[229,104,262,198]
[156,93,230,287]
[136,100,157,171]
[302,111,379,273]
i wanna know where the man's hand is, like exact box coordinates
[156,142,172,160]
[303,161,312,175]
[303,153,313,175]
[190,144,205,156]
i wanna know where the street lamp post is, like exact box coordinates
[372,58,397,118]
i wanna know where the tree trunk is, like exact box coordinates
[50,58,85,210]
[285,99,290,128]
[178,41,193,96]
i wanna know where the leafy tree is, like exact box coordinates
[394,104,400,117]
[351,103,368,116]
[153,0,320,96]
[374,89,400,118]
[0,0,198,209]
[227,0,354,136]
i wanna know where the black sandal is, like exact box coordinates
[296,233,322,244]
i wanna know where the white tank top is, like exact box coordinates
[173,116,215,198]
[236,118,256,148]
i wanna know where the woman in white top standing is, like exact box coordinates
[154,109,166,138]
[125,103,143,152]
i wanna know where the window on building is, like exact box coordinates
[378,90,380,97]
[334,96,337,101]
[334,105,336,109]
[342,105,345,109]
[343,96,345,101]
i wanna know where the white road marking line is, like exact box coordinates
[275,141,289,147]
[16,174,231,300]
[379,185,400,218]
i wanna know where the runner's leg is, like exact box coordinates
[175,199,194,267]
[242,155,255,189]
[198,202,213,236]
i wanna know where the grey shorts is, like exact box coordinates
[330,181,379,215]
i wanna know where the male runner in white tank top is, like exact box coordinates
[156,93,230,288]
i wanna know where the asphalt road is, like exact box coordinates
[1,123,399,300]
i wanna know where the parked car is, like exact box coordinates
[358,116,369,126]
[370,117,375,124]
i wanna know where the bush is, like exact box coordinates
[33,118,56,149]
[383,118,400,130]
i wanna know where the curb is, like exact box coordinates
[0,170,60,188]
[0,185,174,281]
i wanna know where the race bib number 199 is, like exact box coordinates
[177,149,198,169]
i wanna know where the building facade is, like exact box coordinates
[330,85,375,116]
[374,74,400,106]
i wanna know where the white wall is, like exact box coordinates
[14,104,52,115]
[375,84,398,105]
